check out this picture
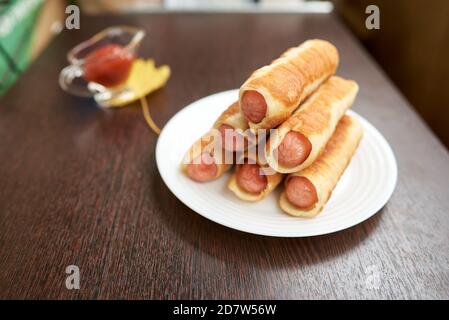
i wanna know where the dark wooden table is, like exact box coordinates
[1,13,449,300]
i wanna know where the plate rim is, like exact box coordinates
[156,89,398,237]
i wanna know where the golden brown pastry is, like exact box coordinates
[266,76,359,173]
[181,101,247,182]
[279,115,363,217]
[239,39,339,130]
[228,152,283,201]
[213,101,249,152]
[181,129,232,182]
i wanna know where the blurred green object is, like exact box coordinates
[0,0,45,95]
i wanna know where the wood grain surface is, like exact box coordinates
[0,13,448,300]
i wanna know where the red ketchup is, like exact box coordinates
[83,44,135,87]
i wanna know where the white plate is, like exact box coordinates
[156,90,397,237]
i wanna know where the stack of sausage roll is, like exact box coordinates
[181,39,363,218]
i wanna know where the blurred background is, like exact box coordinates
[1,0,448,148]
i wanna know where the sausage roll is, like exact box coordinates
[266,76,359,173]
[239,39,339,130]
[181,129,232,182]
[182,101,247,182]
[279,115,363,217]
[228,152,284,202]
[213,101,249,152]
